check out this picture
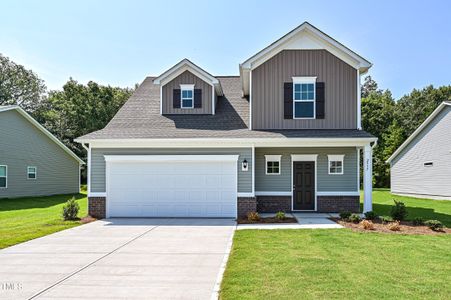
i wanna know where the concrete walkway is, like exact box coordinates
[0,218,236,300]
[237,213,343,230]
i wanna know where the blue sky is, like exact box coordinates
[1,0,450,99]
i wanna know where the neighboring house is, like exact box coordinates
[76,22,377,219]
[387,102,451,200]
[0,106,84,198]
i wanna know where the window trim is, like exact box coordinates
[0,165,7,188]
[292,77,316,120]
[27,166,37,180]
[180,84,195,109]
[265,155,281,175]
[328,155,344,175]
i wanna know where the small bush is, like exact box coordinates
[412,217,425,226]
[388,221,401,231]
[391,200,408,221]
[62,198,80,221]
[379,215,394,224]
[361,220,374,230]
[275,211,286,220]
[339,211,352,220]
[247,212,260,222]
[364,211,378,220]
[348,213,362,223]
[425,220,444,231]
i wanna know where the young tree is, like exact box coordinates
[0,54,46,111]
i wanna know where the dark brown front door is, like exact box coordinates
[293,161,315,210]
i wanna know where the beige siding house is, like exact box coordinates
[387,102,451,199]
[76,22,377,219]
[0,106,84,198]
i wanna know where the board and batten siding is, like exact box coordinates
[391,106,451,197]
[90,148,252,193]
[162,70,213,114]
[0,110,80,198]
[255,147,358,192]
[252,49,357,129]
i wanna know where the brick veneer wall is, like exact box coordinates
[237,197,257,217]
[257,196,291,213]
[88,197,106,219]
[317,196,360,213]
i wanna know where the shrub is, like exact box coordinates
[62,198,80,221]
[391,200,408,221]
[348,213,362,223]
[275,211,286,220]
[412,217,425,226]
[339,211,352,220]
[379,215,394,224]
[424,220,444,231]
[361,220,374,230]
[247,212,260,222]
[388,221,401,231]
[364,211,377,220]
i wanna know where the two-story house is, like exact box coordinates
[76,22,377,219]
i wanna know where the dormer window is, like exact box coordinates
[180,84,195,109]
[293,77,316,119]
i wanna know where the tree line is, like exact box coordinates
[1,53,450,187]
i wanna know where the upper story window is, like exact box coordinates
[180,84,194,109]
[0,165,7,188]
[328,155,344,175]
[27,166,37,179]
[293,77,316,119]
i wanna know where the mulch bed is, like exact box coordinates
[331,218,450,235]
[237,217,298,224]
[80,216,97,224]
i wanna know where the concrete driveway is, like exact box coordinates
[0,218,236,300]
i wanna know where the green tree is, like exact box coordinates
[0,53,46,111]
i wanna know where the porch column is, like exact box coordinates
[363,144,373,213]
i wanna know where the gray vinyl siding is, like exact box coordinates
[255,147,358,192]
[162,70,213,114]
[90,148,252,193]
[252,50,357,129]
[391,106,451,197]
[0,110,80,198]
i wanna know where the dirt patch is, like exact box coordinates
[80,216,97,224]
[237,217,298,224]
[331,218,450,235]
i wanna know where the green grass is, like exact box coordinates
[0,189,87,249]
[221,190,451,299]
[363,189,451,226]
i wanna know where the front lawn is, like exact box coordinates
[220,230,451,299]
[0,191,87,249]
[364,189,451,227]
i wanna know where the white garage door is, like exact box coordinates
[105,155,238,218]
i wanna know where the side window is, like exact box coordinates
[0,165,7,188]
[328,155,344,175]
[27,166,37,179]
[265,155,281,175]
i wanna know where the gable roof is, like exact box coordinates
[386,102,451,163]
[0,105,85,164]
[153,59,223,96]
[239,22,372,95]
[76,76,375,142]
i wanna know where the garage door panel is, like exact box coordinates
[107,159,237,218]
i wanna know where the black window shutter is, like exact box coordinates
[284,82,293,119]
[194,89,202,108]
[316,82,325,119]
[173,89,181,108]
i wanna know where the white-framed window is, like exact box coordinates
[293,77,316,119]
[180,84,194,109]
[265,155,281,175]
[328,155,344,175]
[0,165,7,188]
[27,166,37,179]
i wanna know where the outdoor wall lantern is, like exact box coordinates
[242,159,249,171]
